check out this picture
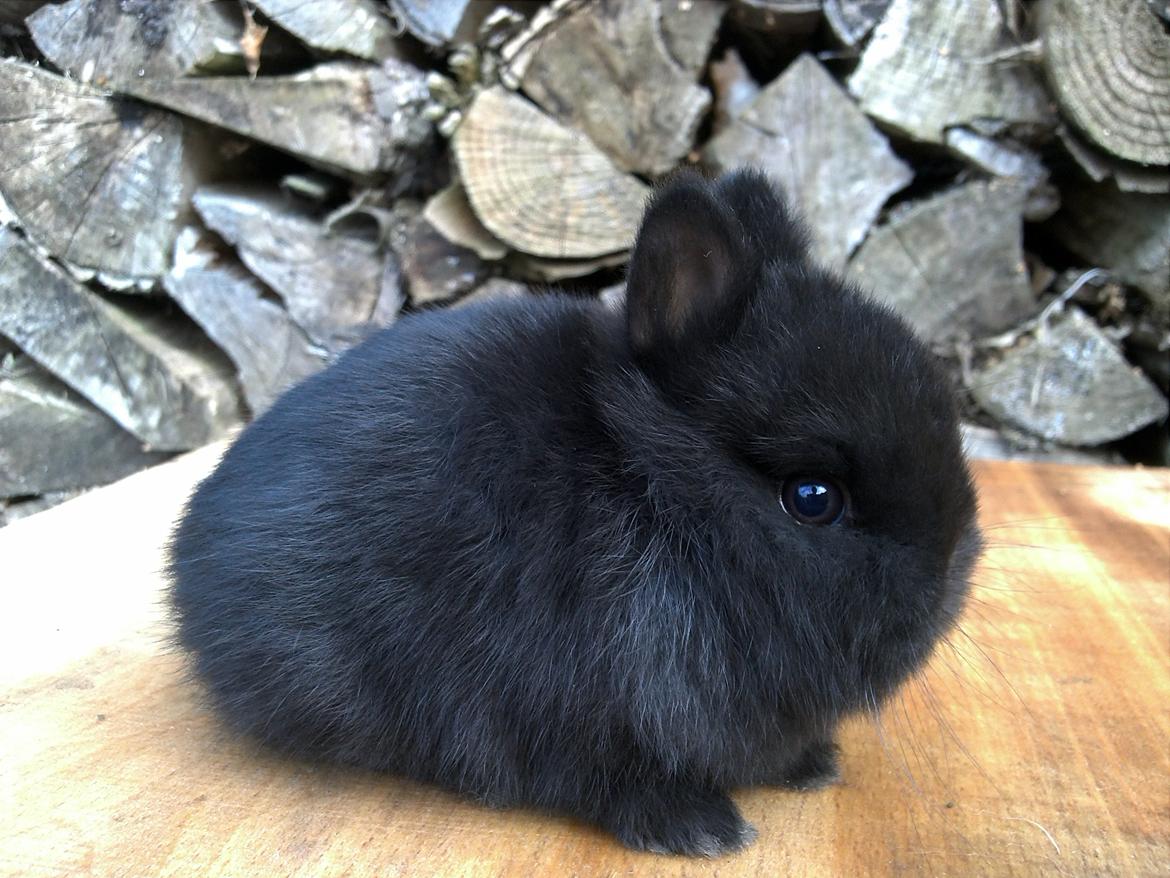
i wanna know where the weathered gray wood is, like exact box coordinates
[193,185,394,351]
[507,0,713,175]
[0,357,165,498]
[0,60,195,288]
[944,127,1058,220]
[164,228,325,416]
[423,184,509,261]
[252,0,400,62]
[0,227,241,451]
[660,0,727,79]
[960,422,1116,466]
[970,308,1168,446]
[1050,182,1170,318]
[1058,127,1170,196]
[388,0,471,47]
[824,0,891,47]
[120,60,433,179]
[508,251,629,283]
[27,0,245,86]
[704,54,912,268]
[709,48,760,135]
[848,0,1054,143]
[1042,0,1170,166]
[395,216,490,307]
[848,181,1036,343]
[453,87,650,259]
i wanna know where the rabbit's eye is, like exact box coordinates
[780,476,847,525]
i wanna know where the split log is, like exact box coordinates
[120,60,434,180]
[0,357,165,499]
[1042,0,1170,166]
[164,228,326,416]
[709,48,760,135]
[848,0,1054,144]
[394,215,490,307]
[251,0,400,62]
[704,54,912,268]
[661,0,728,80]
[1057,128,1170,196]
[847,181,1035,343]
[943,128,1058,220]
[508,251,629,283]
[27,0,246,87]
[453,87,650,259]
[388,0,471,47]
[970,308,1168,446]
[192,185,396,351]
[504,0,718,175]
[0,60,196,288]
[423,184,509,261]
[1050,183,1170,318]
[960,423,1115,466]
[0,227,241,451]
[824,0,891,48]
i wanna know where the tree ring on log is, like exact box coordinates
[1042,0,1170,166]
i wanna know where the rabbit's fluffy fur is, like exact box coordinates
[170,170,981,856]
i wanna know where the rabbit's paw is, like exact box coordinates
[602,782,756,857]
[781,738,841,790]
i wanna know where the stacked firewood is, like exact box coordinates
[1,0,1167,524]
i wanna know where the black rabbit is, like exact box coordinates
[170,169,981,857]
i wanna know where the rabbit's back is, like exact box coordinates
[171,295,647,791]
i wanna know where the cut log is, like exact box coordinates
[251,0,400,62]
[943,128,1058,220]
[27,0,245,87]
[120,60,434,180]
[1058,127,1170,196]
[970,308,1169,446]
[1050,182,1170,318]
[192,185,395,351]
[164,228,325,416]
[0,60,196,288]
[395,216,490,307]
[704,54,912,268]
[388,0,471,47]
[505,0,715,175]
[848,0,1054,144]
[0,227,241,451]
[423,184,509,261]
[453,87,650,259]
[824,0,891,48]
[0,357,165,499]
[1042,0,1170,166]
[847,181,1035,343]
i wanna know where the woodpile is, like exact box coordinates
[1,0,1168,524]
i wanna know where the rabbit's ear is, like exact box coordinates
[714,169,809,261]
[626,172,748,360]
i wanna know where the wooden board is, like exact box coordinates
[2,445,1167,876]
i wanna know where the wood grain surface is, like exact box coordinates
[2,444,1167,877]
